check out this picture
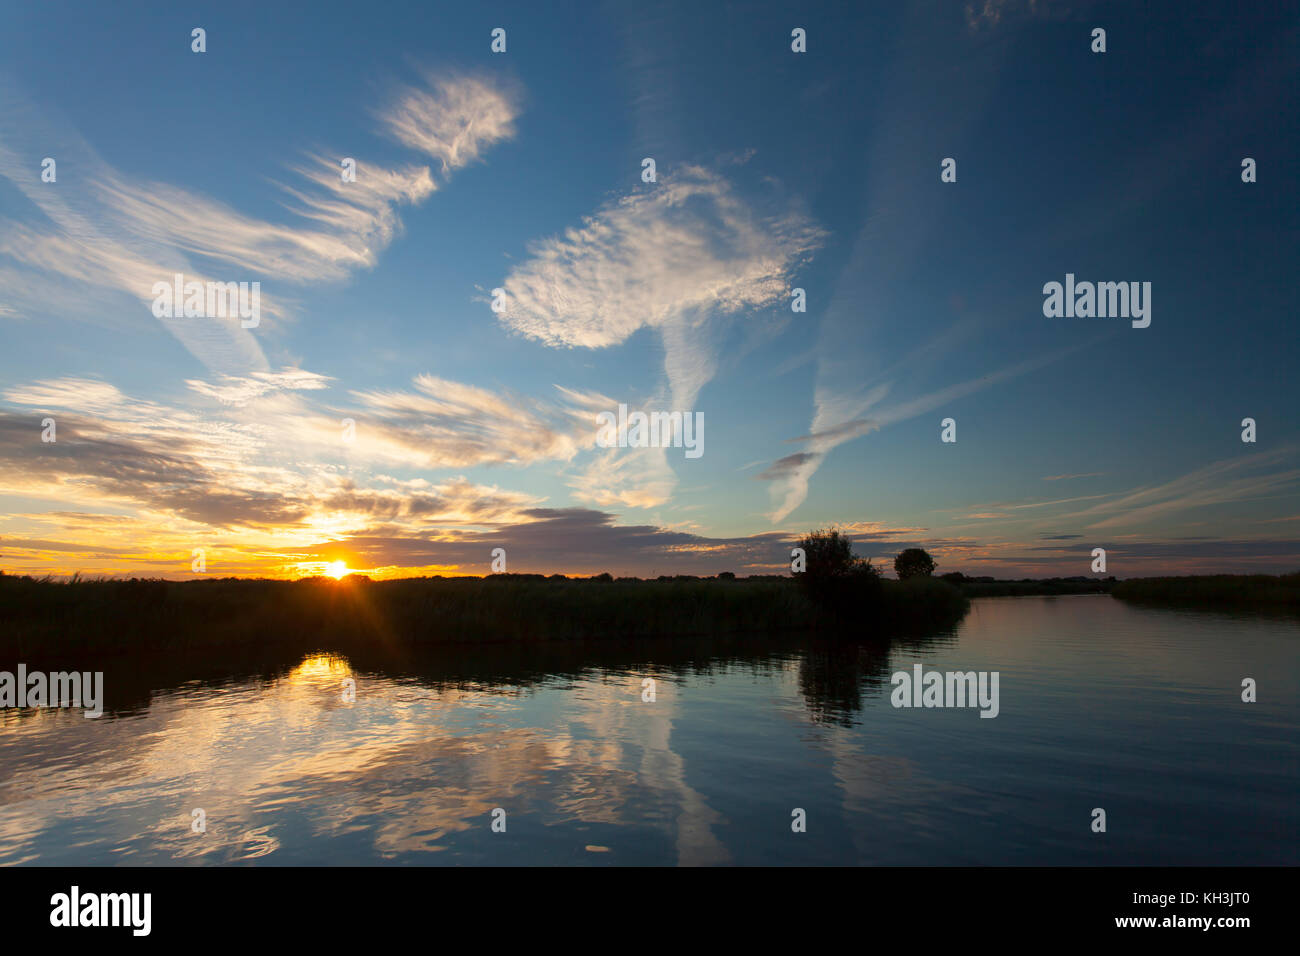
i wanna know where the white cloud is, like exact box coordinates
[92,160,435,283]
[498,165,823,410]
[186,368,334,406]
[0,72,519,375]
[569,444,679,509]
[378,72,520,172]
[348,375,609,470]
[1063,448,1300,531]
[0,376,547,533]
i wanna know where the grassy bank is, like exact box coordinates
[1111,573,1300,609]
[0,571,969,658]
[956,577,1115,597]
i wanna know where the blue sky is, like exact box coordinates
[0,0,1297,578]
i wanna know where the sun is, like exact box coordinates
[326,560,349,580]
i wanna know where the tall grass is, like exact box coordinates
[1111,573,1300,609]
[0,571,970,658]
[959,579,1113,597]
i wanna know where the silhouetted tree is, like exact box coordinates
[797,528,857,578]
[795,528,881,613]
[894,548,936,580]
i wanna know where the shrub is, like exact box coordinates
[795,528,882,614]
[797,528,857,578]
[894,548,936,580]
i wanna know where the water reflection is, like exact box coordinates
[0,597,1295,865]
[2,629,955,728]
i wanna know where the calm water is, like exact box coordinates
[0,595,1295,865]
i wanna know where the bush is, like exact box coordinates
[894,548,936,580]
[797,528,857,578]
[795,528,882,614]
[1112,573,1300,608]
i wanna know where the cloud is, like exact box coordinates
[187,368,334,405]
[348,375,607,470]
[0,72,518,375]
[0,216,274,375]
[964,0,1056,31]
[277,507,805,577]
[756,452,818,482]
[1059,448,1300,531]
[0,377,547,535]
[497,165,823,409]
[172,367,689,515]
[311,474,543,527]
[1042,472,1106,481]
[761,345,1079,523]
[838,521,931,538]
[757,10,1094,527]
[377,72,520,172]
[1,373,931,576]
[980,538,1300,577]
[0,409,271,527]
[87,159,434,285]
[784,420,878,445]
[335,375,688,511]
[568,444,679,509]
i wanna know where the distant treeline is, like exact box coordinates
[1111,573,1300,609]
[0,570,968,659]
[939,573,1117,597]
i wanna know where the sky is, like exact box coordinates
[0,0,1297,580]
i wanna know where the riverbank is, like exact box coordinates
[952,576,1115,597]
[1111,572,1300,609]
[0,571,970,657]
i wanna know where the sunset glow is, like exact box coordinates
[0,4,1294,583]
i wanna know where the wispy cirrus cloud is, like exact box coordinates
[0,373,802,578]
[347,374,608,470]
[0,377,548,543]
[271,508,811,578]
[497,165,823,411]
[493,164,822,511]
[377,72,520,172]
[757,0,1100,527]
[186,368,334,405]
[1061,447,1300,531]
[760,344,1083,523]
[91,162,436,284]
[963,0,1068,32]
[0,71,520,374]
[569,444,680,509]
